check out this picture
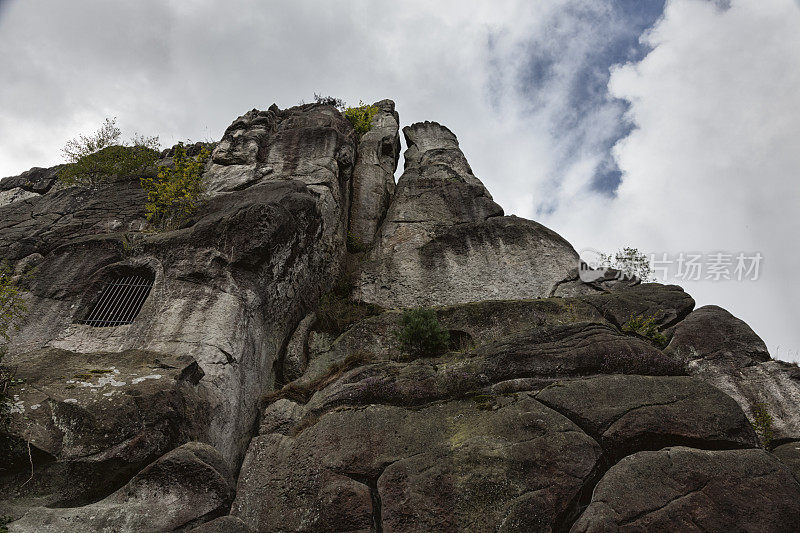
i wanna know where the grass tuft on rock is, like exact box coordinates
[623,314,668,348]
[315,280,382,337]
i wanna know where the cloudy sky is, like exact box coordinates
[1,0,798,359]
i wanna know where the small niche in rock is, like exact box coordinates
[449,330,474,352]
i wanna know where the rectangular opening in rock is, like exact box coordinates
[82,275,154,327]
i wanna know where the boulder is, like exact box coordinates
[0,349,207,514]
[579,283,695,330]
[772,441,800,481]
[232,397,602,532]
[668,306,800,443]
[8,442,234,532]
[572,447,800,532]
[282,296,608,387]
[303,321,684,414]
[536,374,759,458]
[0,166,61,194]
[667,305,770,364]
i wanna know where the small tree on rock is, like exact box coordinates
[600,247,654,282]
[344,102,379,138]
[396,308,450,359]
[141,143,210,230]
[58,118,160,186]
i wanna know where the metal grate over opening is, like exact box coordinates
[82,275,154,327]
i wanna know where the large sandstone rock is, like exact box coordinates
[278,296,608,388]
[0,103,356,518]
[0,349,207,514]
[668,305,770,364]
[8,442,234,532]
[233,397,602,532]
[580,282,695,330]
[572,447,800,532]
[353,121,579,307]
[536,374,759,459]
[2,102,797,533]
[668,305,800,443]
[348,99,401,248]
[302,321,684,415]
[772,441,800,481]
[236,283,771,531]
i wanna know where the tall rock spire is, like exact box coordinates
[353,120,579,307]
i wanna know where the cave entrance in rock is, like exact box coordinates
[82,274,154,327]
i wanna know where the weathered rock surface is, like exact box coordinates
[188,515,252,532]
[353,121,579,307]
[302,320,685,415]
[581,282,695,330]
[668,304,770,364]
[573,447,800,532]
[0,103,356,523]
[9,442,234,532]
[0,165,61,195]
[536,374,759,458]
[233,397,602,532]
[0,349,207,514]
[772,441,800,481]
[1,104,796,532]
[348,99,401,248]
[0,187,39,207]
[668,305,800,443]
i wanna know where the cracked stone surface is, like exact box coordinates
[536,374,759,459]
[9,442,234,532]
[572,447,800,532]
[665,305,800,443]
[2,105,798,532]
[1,103,355,524]
[232,396,602,533]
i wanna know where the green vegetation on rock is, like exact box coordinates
[58,117,160,186]
[141,142,210,230]
[623,314,668,348]
[346,231,367,253]
[344,102,379,137]
[751,402,774,449]
[315,279,381,336]
[312,93,345,111]
[396,308,450,359]
[600,247,654,282]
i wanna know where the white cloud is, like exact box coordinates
[543,0,800,358]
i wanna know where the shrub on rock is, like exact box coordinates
[58,117,160,186]
[396,308,449,359]
[344,102,379,137]
[141,142,210,229]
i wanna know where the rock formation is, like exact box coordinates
[1,100,799,532]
